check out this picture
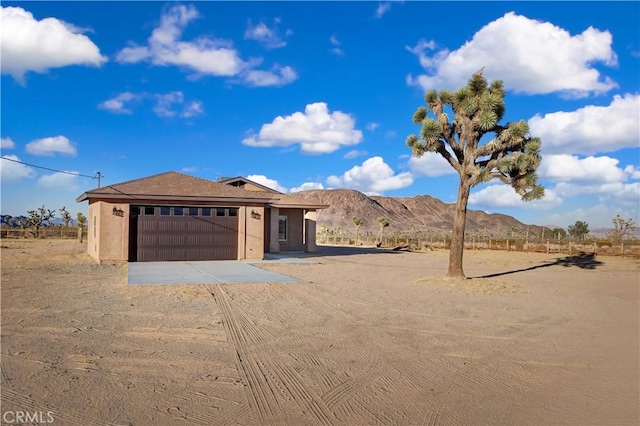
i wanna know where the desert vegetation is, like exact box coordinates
[0,204,87,240]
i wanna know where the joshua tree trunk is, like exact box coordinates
[447,180,471,278]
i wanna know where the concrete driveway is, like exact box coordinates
[128,260,303,285]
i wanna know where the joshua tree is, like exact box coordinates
[352,216,364,245]
[59,207,72,228]
[608,215,636,242]
[377,217,389,246]
[407,70,543,278]
[22,205,55,238]
[77,212,87,242]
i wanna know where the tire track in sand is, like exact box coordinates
[203,284,338,426]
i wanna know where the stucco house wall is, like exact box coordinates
[239,205,265,260]
[87,200,129,263]
[278,208,304,251]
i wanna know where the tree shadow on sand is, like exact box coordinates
[471,251,604,279]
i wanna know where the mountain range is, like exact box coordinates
[293,189,547,237]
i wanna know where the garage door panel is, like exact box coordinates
[133,208,239,261]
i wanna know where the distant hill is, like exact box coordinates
[293,189,545,237]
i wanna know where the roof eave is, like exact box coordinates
[269,203,329,210]
[76,193,275,204]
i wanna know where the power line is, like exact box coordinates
[0,156,100,180]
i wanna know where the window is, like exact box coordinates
[131,206,140,215]
[216,208,226,217]
[228,208,238,217]
[173,207,183,216]
[160,207,171,216]
[278,215,288,241]
[202,208,211,217]
[188,208,198,216]
[144,207,155,215]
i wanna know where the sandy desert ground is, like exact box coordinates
[1,239,638,425]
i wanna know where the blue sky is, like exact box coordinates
[1,1,639,229]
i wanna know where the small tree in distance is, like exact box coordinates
[377,217,389,247]
[77,212,87,243]
[551,227,567,240]
[59,207,72,228]
[22,205,55,238]
[608,215,636,242]
[407,70,544,278]
[352,216,364,246]
[568,221,589,241]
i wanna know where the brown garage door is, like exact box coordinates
[129,206,239,261]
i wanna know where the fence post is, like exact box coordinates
[546,240,550,254]
[569,242,572,255]
[621,242,624,257]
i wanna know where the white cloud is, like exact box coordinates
[598,182,640,206]
[37,172,80,191]
[98,92,140,114]
[1,137,16,150]
[290,182,325,193]
[329,34,344,56]
[468,184,562,210]
[624,165,640,180]
[408,152,457,177]
[344,150,368,159]
[407,12,617,97]
[116,5,245,76]
[529,94,640,155]
[246,174,287,193]
[242,102,363,154]
[244,19,288,49]
[99,91,203,118]
[242,65,297,87]
[366,122,379,131]
[182,101,204,118]
[540,155,626,184]
[25,136,76,157]
[0,6,107,83]
[0,155,37,181]
[543,202,638,229]
[116,4,296,87]
[326,156,413,195]
[375,2,392,18]
[552,181,640,201]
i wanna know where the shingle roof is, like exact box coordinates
[216,176,283,194]
[76,171,328,209]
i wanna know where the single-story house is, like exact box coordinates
[76,172,328,263]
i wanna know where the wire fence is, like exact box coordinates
[1,227,87,240]
[2,227,637,257]
[317,233,640,257]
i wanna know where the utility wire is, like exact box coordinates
[1,156,99,180]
